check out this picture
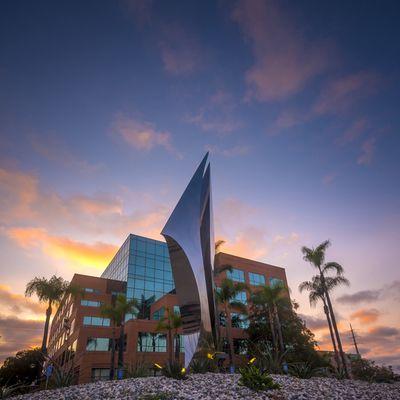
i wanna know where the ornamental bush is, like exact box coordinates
[238,365,280,392]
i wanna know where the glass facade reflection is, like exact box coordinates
[101,234,174,320]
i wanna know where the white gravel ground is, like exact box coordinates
[12,373,400,400]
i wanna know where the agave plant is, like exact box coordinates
[249,341,290,374]
[0,383,26,399]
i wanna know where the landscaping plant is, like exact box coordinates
[238,365,280,391]
[161,361,187,380]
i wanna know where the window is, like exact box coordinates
[81,300,101,307]
[84,288,101,294]
[270,277,284,288]
[174,334,185,353]
[227,268,245,282]
[152,307,165,320]
[91,368,110,381]
[137,332,167,352]
[219,312,226,327]
[86,337,110,351]
[231,312,249,329]
[234,339,248,355]
[233,291,247,305]
[249,272,265,286]
[173,305,180,315]
[83,316,110,327]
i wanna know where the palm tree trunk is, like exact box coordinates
[274,304,285,353]
[41,302,52,354]
[117,322,125,378]
[174,331,180,362]
[268,307,277,351]
[164,329,173,364]
[320,271,349,378]
[225,306,234,369]
[109,324,116,380]
[322,298,339,368]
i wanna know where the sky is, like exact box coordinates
[0,0,399,369]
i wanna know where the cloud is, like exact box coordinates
[273,232,300,245]
[0,285,45,317]
[368,326,399,337]
[0,315,43,364]
[232,0,332,101]
[159,24,204,76]
[337,118,369,146]
[350,308,380,324]
[337,289,380,305]
[120,0,153,28]
[69,194,123,216]
[112,114,181,158]
[220,226,268,260]
[0,166,170,248]
[322,173,337,185]
[7,227,118,271]
[357,136,376,165]
[205,144,251,157]
[31,135,103,173]
[185,90,242,135]
[299,314,328,331]
[313,71,380,116]
[337,281,400,305]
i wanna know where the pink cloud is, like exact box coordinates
[357,136,376,165]
[232,0,332,101]
[185,89,242,135]
[159,24,204,76]
[313,71,380,116]
[112,113,181,158]
[337,118,369,145]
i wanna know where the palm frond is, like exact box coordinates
[323,262,344,276]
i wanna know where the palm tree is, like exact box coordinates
[215,278,248,369]
[25,275,73,354]
[299,274,349,368]
[301,240,350,377]
[215,239,225,254]
[156,308,182,363]
[100,294,139,379]
[250,283,289,353]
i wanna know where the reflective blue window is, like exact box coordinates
[249,272,265,286]
[231,312,249,329]
[227,268,245,282]
[137,332,167,352]
[233,291,247,304]
[270,277,284,288]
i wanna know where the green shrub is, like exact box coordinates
[161,361,187,380]
[238,365,280,392]
[288,362,327,379]
[189,358,217,374]
[351,358,398,383]
[248,342,289,374]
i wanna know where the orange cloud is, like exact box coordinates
[0,168,38,223]
[220,227,268,260]
[112,114,181,158]
[0,285,46,318]
[7,227,118,270]
[350,308,380,324]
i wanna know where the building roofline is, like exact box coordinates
[216,251,286,271]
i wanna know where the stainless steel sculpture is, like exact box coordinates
[161,153,217,367]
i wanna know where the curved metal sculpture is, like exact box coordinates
[161,153,217,367]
